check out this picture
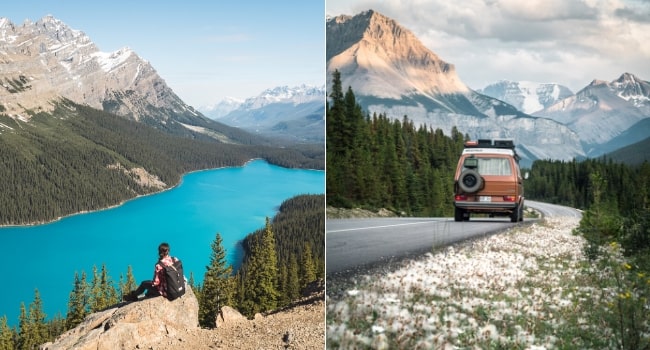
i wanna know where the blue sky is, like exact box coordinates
[2,1,324,108]
[327,0,650,92]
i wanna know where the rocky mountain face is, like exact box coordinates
[326,10,584,165]
[203,85,325,143]
[533,73,650,156]
[478,81,574,115]
[0,15,241,142]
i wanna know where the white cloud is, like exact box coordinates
[327,0,650,91]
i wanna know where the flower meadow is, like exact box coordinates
[326,217,650,349]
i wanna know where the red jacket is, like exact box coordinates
[153,255,176,297]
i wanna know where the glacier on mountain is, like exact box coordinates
[478,81,573,115]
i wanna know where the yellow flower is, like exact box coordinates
[624,263,632,270]
[610,241,618,248]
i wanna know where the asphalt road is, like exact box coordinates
[326,201,581,274]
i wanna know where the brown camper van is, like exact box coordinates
[453,139,525,222]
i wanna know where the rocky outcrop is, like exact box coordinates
[0,15,219,140]
[41,287,198,350]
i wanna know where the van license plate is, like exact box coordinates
[479,196,491,202]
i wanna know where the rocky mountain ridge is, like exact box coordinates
[0,15,241,143]
[326,10,585,165]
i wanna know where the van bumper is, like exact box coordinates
[454,201,518,211]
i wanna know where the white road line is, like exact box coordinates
[327,221,436,233]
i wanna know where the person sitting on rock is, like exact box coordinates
[123,242,176,301]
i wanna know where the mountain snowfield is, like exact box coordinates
[200,97,246,119]
[201,85,325,143]
[327,10,650,164]
[478,81,573,115]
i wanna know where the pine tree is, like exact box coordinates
[89,264,118,312]
[100,264,119,309]
[17,303,30,350]
[326,69,346,205]
[47,313,66,342]
[241,218,279,316]
[188,272,196,290]
[199,232,235,328]
[0,315,15,350]
[287,254,300,302]
[17,289,48,350]
[88,265,102,312]
[118,265,137,300]
[277,263,289,307]
[66,271,88,330]
[301,243,316,288]
[28,289,47,346]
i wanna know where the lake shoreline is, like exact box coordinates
[0,158,276,229]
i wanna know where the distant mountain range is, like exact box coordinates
[532,73,650,157]
[200,85,325,143]
[478,81,574,115]
[326,10,650,166]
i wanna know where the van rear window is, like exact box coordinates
[464,157,512,176]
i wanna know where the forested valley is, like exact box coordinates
[0,194,325,349]
[0,100,323,225]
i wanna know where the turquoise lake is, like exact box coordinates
[0,159,324,325]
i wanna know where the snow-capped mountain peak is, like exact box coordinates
[478,80,573,114]
[611,72,650,104]
[242,84,325,109]
[199,84,325,143]
[199,96,245,119]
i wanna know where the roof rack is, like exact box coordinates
[463,139,520,162]
[464,139,515,149]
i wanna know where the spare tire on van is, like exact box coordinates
[458,169,482,193]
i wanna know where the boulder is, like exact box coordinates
[216,306,247,328]
[41,286,198,350]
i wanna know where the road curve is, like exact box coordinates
[525,200,582,218]
[326,201,581,275]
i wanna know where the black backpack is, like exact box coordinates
[159,257,186,301]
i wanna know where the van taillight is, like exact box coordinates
[503,196,516,202]
[455,195,467,201]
